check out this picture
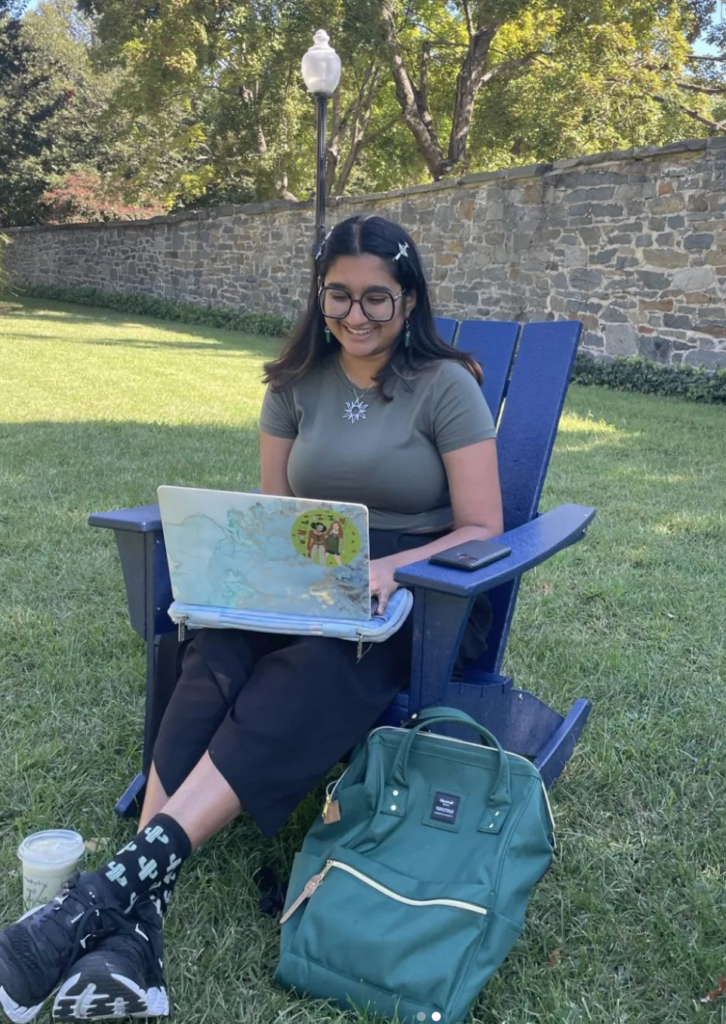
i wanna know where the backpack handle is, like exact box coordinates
[389,711,511,814]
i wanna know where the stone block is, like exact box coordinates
[695,324,726,339]
[641,248,689,269]
[590,247,620,265]
[687,193,709,213]
[650,195,685,215]
[640,298,674,312]
[683,349,726,370]
[671,266,716,291]
[565,186,616,203]
[683,233,714,250]
[637,335,672,360]
[604,323,638,356]
[453,289,481,305]
[578,226,602,245]
[569,268,604,289]
[663,314,693,330]
[636,270,672,290]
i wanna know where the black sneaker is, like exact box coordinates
[52,895,168,1021]
[0,872,127,1024]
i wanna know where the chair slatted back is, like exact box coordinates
[456,320,519,418]
[469,320,582,675]
[433,316,458,344]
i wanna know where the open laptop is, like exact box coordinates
[157,485,372,621]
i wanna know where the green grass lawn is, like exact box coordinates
[1,296,725,1024]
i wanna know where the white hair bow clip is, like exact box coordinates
[315,228,334,261]
[393,242,409,261]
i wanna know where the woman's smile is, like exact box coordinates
[342,324,376,339]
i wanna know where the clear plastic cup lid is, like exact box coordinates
[17,830,85,867]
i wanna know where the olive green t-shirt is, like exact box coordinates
[259,356,497,533]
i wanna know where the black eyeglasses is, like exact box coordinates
[318,286,404,323]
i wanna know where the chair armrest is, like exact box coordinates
[87,503,170,638]
[393,503,595,597]
[88,504,162,533]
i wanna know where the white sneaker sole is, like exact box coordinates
[0,909,50,1023]
[0,987,45,1024]
[52,973,168,1022]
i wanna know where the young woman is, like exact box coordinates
[0,214,503,1023]
[324,520,344,565]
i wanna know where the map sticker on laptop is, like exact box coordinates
[157,486,371,620]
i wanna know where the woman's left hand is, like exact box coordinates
[369,556,400,616]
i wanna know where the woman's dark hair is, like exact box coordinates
[262,214,482,398]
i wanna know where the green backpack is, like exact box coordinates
[275,707,555,1024]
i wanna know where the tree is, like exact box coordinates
[0,0,71,224]
[38,169,165,222]
[375,0,724,180]
[72,0,423,206]
[0,0,124,226]
[64,0,726,210]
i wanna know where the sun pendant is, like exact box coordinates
[343,396,369,423]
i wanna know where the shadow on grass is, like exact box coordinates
[2,299,288,356]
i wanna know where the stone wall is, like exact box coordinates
[5,136,726,369]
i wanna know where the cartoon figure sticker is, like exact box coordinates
[292,509,361,567]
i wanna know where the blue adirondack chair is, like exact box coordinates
[88,318,595,816]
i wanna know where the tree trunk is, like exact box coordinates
[380,1,448,179]
[448,24,499,167]
[333,66,381,196]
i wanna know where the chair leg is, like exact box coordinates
[534,698,591,788]
[115,773,147,818]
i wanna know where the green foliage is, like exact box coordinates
[0,230,15,295]
[71,0,725,209]
[573,351,726,404]
[0,0,124,226]
[3,0,725,220]
[13,281,294,336]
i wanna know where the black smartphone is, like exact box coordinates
[429,539,512,572]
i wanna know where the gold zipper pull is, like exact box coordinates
[279,861,333,925]
[323,799,341,824]
[321,793,331,822]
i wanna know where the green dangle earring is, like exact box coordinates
[404,319,411,348]
[325,326,331,344]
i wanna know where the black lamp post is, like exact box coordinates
[301,30,342,250]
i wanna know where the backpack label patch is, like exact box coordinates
[431,791,461,824]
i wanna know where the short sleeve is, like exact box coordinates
[431,361,497,455]
[259,384,298,439]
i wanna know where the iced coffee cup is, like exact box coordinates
[18,830,85,910]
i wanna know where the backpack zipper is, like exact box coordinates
[280,859,489,925]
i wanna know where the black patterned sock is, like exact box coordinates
[101,813,192,914]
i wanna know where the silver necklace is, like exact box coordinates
[340,359,375,424]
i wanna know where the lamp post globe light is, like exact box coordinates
[301,29,341,249]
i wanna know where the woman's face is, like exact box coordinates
[322,253,416,363]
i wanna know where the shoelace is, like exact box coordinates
[27,884,127,968]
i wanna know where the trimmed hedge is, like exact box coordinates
[8,282,294,337]
[6,282,726,405]
[573,351,726,405]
